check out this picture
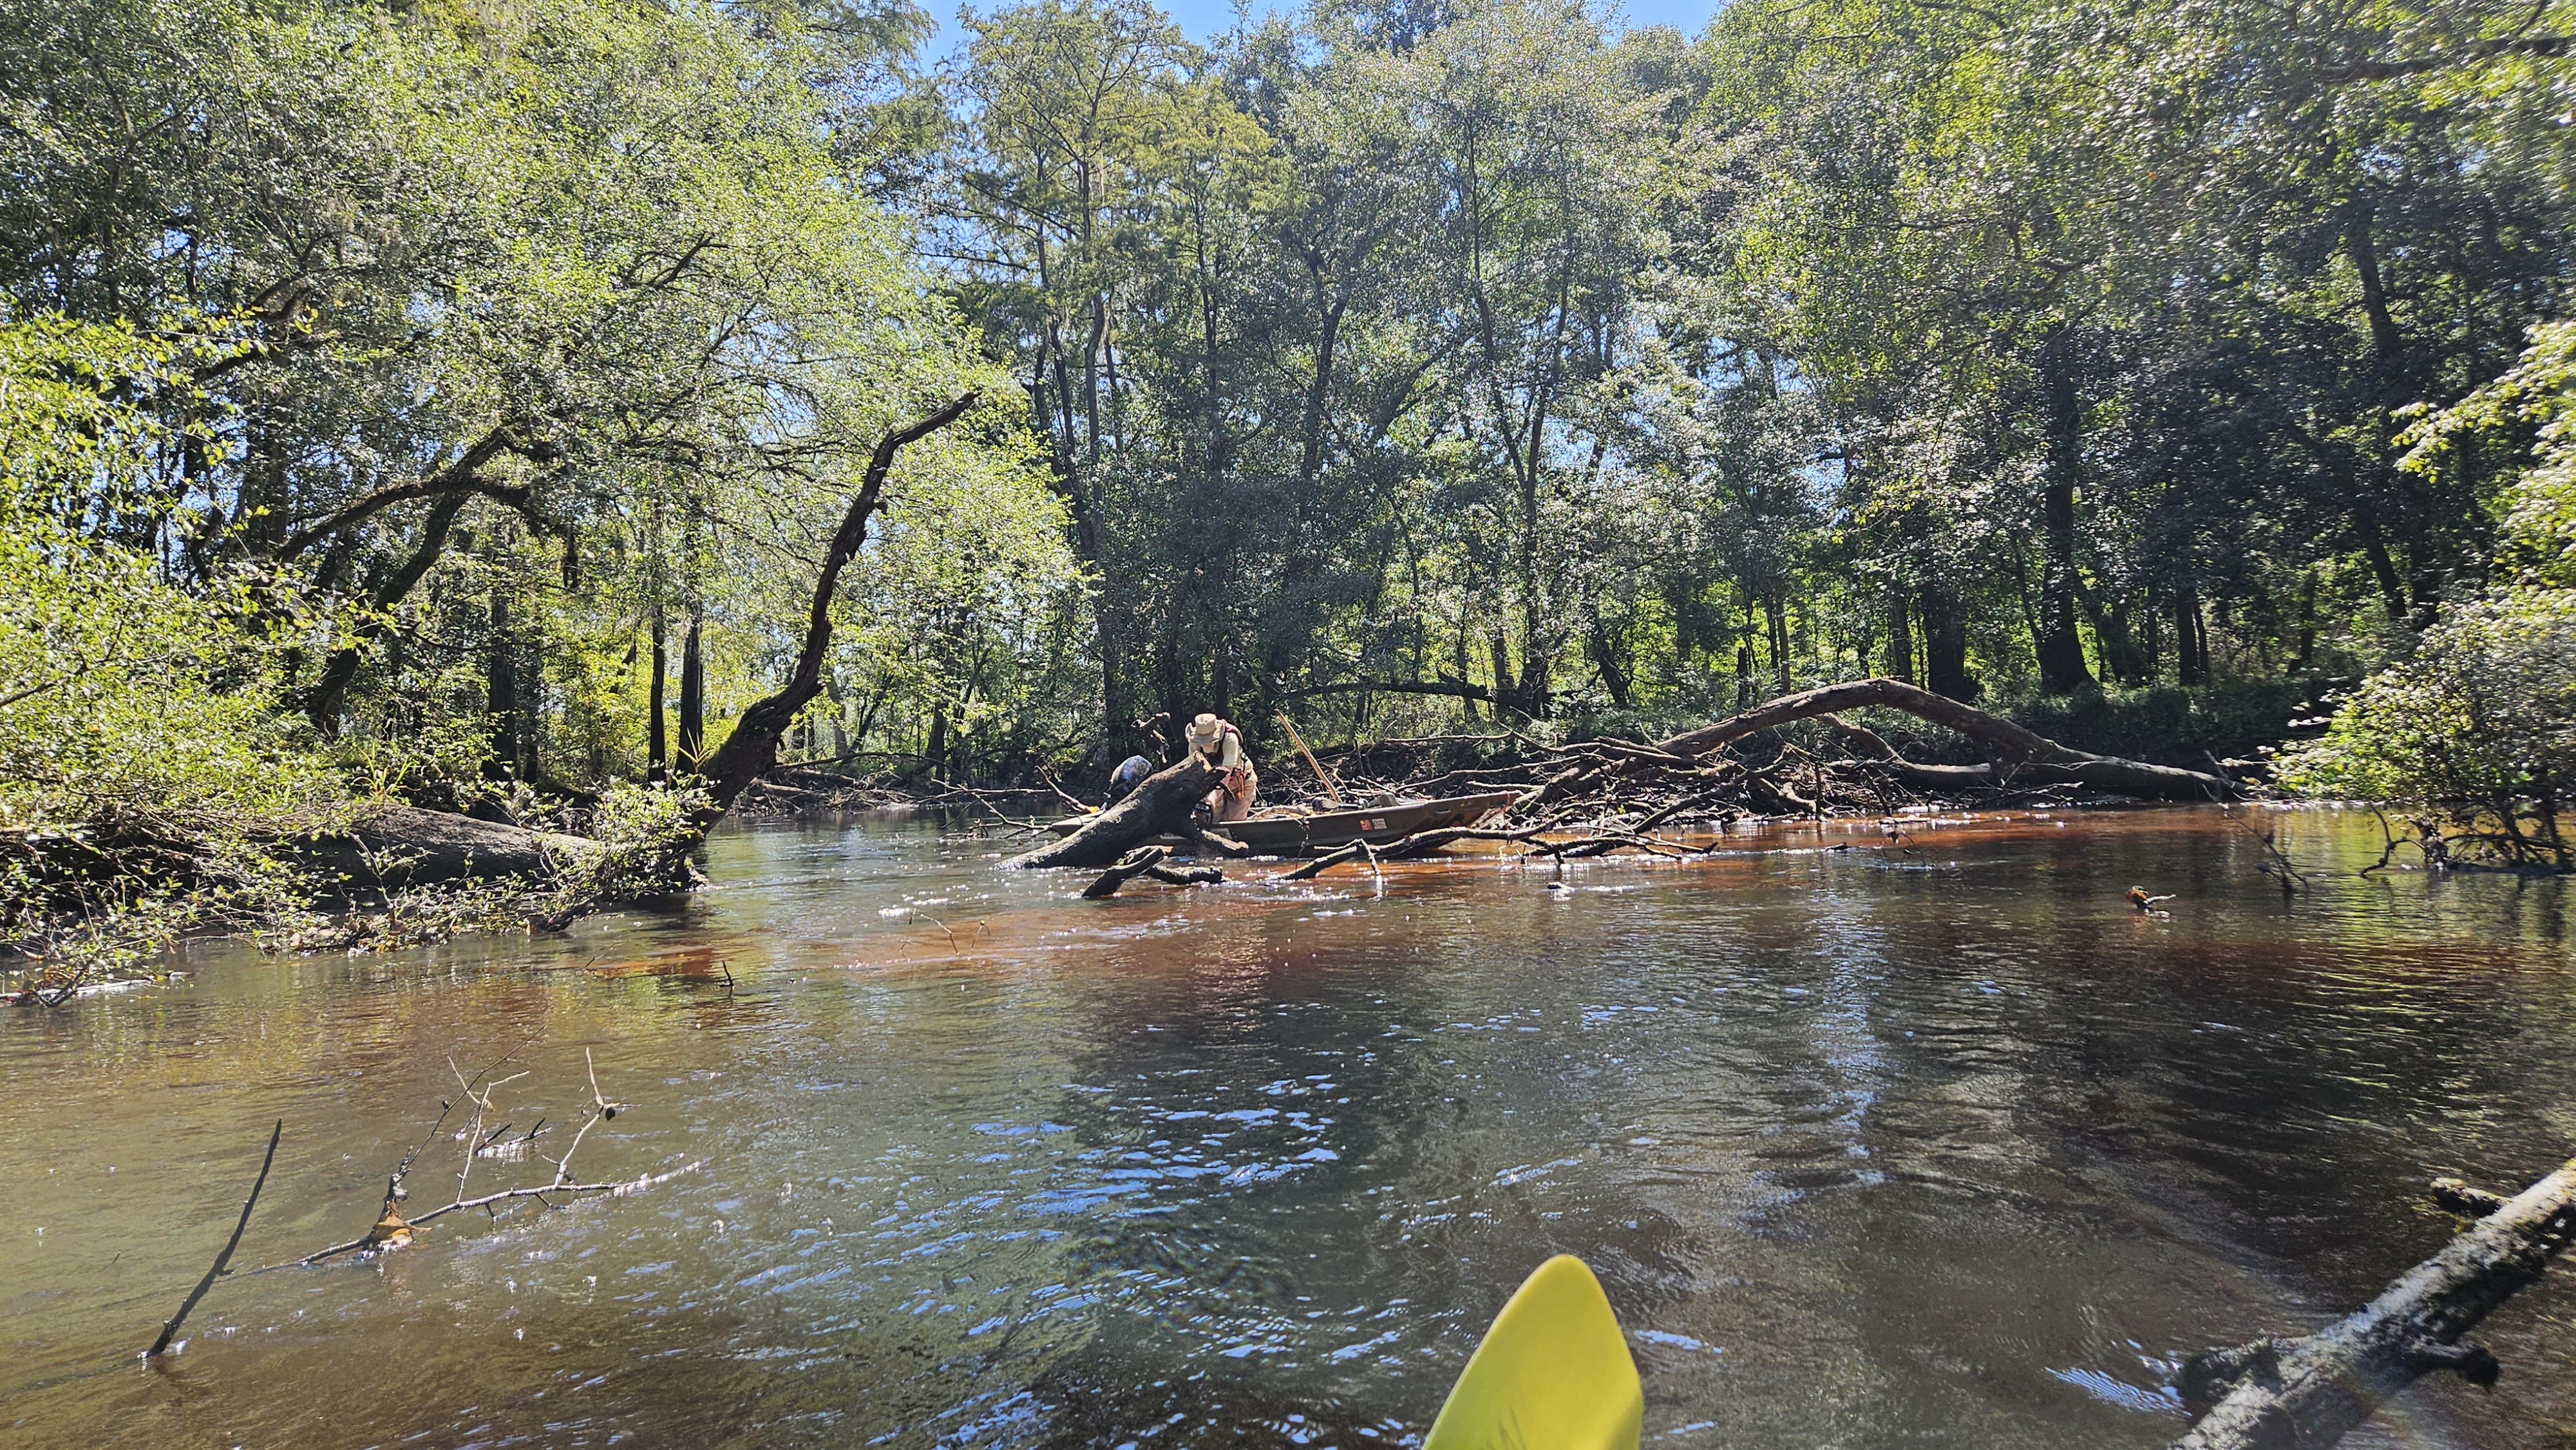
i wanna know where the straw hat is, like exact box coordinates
[1185,713,1222,751]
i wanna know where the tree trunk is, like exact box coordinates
[1887,596,1915,684]
[648,614,668,784]
[486,587,521,781]
[677,609,705,772]
[2089,592,2150,686]
[301,491,469,732]
[2175,589,2210,685]
[287,804,598,888]
[2173,1157,2576,1450]
[1923,592,1976,702]
[1766,594,1790,695]
[2036,328,2096,695]
[1589,619,1634,709]
[2345,198,2406,372]
[689,393,978,814]
[2360,523,2412,623]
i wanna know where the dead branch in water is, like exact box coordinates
[2217,803,2308,896]
[269,1048,698,1269]
[1081,845,1228,898]
[2171,1156,2576,1449]
[146,1118,281,1357]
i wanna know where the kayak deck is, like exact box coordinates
[1044,789,1518,855]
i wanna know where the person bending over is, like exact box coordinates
[1185,713,1258,824]
[1104,753,1155,805]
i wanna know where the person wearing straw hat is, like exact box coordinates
[1184,712,1258,823]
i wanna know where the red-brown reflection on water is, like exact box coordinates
[1,805,2571,1450]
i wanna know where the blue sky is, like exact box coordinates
[920,0,1722,70]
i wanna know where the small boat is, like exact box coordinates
[1044,790,1520,855]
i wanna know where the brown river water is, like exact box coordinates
[4,805,2575,1450]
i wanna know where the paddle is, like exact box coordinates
[1423,1255,1643,1450]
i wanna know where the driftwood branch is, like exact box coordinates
[1084,845,1170,897]
[147,1118,281,1357]
[1148,863,1227,885]
[1284,836,1387,882]
[1082,846,1225,898]
[2173,1157,2576,1449]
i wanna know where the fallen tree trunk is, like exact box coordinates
[2173,1157,2576,1449]
[289,804,598,888]
[1654,677,2231,801]
[1003,756,1230,870]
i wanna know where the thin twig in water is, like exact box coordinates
[270,1049,686,1268]
[148,1119,281,1357]
[2218,802,2307,894]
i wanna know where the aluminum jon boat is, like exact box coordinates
[1043,790,1520,855]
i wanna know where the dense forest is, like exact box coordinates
[5,0,2575,967]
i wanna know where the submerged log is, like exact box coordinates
[1081,845,1224,898]
[1083,846,1170,898]
[2172,1157,2576,1449]
[1654,677,2231,801]
[1003,756,1228,870]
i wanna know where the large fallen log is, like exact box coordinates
[2172,1156,2576,1449]
[1654,677,2231,801]
[1003,756,1233,870]
[288,804,599,889]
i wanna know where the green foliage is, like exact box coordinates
[2401,319,2576,592]
[0,319,342,845]
[2278,592,2575,867]
[2284,323,2576,867]
[563,780,715,901]
[918,0,2576,764]
[0,317,351,983]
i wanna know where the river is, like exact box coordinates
[3,805,2573,1449]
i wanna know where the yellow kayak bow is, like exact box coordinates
[1423,1255,1643,1450]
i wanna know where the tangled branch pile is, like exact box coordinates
[1269,679,2236,874]
[1011,679,2235,875]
